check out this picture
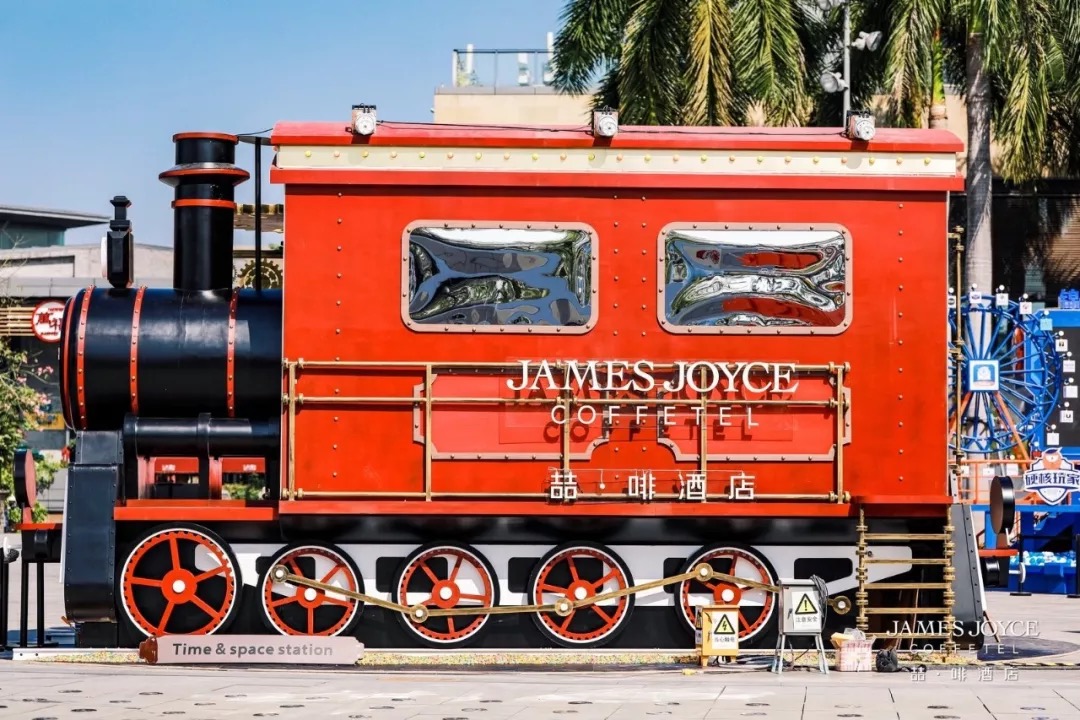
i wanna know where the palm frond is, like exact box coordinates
[617,0,689,125]
[552,0,630,95]
[731,0,812,126]
[989,0,1063,182]
[878,0,945,126]
[683,0,734,126]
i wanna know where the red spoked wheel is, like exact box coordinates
[674,543,777,645]
[119,524,240,637]
[259,543,364,636]
[527,542,634,648]
[393,543,499,647]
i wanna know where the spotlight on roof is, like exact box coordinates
[852,30,883,52]
[845,110,876,142]
[351,104,377,136]
[819,72,848,94]
[592,108,619,138]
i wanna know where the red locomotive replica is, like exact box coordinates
[15,106,994,653]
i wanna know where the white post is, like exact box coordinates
[842,1,851,122]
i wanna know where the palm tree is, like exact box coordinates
[552,0,1080,293]
[550,0,831,127]
[834,0,1079,291]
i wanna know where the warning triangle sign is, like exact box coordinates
[714,614,736,635]
[795,593,818,615]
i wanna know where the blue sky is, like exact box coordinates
[1,0,565,246]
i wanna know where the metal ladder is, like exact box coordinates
[855,506,957,655]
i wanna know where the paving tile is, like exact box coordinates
[972,691,1080,716]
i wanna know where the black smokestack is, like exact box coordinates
[159,133,250,292]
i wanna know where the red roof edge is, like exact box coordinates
[270,121,965,155]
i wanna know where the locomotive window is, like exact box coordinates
[658,224,851,334]
[403,223,597,333]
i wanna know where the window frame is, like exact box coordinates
[401,220,600,335]
[656,222,853,336]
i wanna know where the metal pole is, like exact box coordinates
[0,557,8,650]
[1069,533,1080,599]
[19,555,28,647]
[1011,525,1031,597]
[254,137,263,293]
[35,560,44,647]
[842,0,851,122]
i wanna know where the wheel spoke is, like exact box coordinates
[169,536,180,572]
[129,576,163,587]
[320,564,343,585]
[159,600,175,632]
[307,607,315,635]
[459,593,488,602]
[449,556,463,582]
[567,557,580,582]
[270,594,299,608]
[592,604,613,624]
[592,569,618,590]
[324,596,351,608]
[421,562,440,584]
[193,565,226,583]
[539,583,567,595]
[189,593,222,621]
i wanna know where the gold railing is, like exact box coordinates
[281,359,851,504]
[956,457,1040,505]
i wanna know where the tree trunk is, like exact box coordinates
[965,31,993,293]
[929,31,948,130]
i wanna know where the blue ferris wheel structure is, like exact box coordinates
[948,290,1065,456]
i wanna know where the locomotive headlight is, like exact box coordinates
[593,108,619,138]
[351,104,377,136]
[845,110,876,142]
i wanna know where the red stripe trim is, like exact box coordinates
[115,502,277,523]
[171,199,237,209]
[130,286,146,414]
[172,131,238,143]
[76,287,92,429]
[276,500,859,518]
[226,289,238,417]
[60,295,75,429]
[270,167,965,192]
[269,121,966,154]
[158,167,250,180]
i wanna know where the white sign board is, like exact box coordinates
[781,582,824,636]
[707,607,738,653]
[139,635,363,665]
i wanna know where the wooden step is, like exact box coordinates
[864,582,951,590]
[863,533,950,541]
[866,558,949,565]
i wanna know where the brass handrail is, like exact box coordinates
[281,358,850,503]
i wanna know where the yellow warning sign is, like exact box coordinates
[795,593,818,615]
[700,605,739,662]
